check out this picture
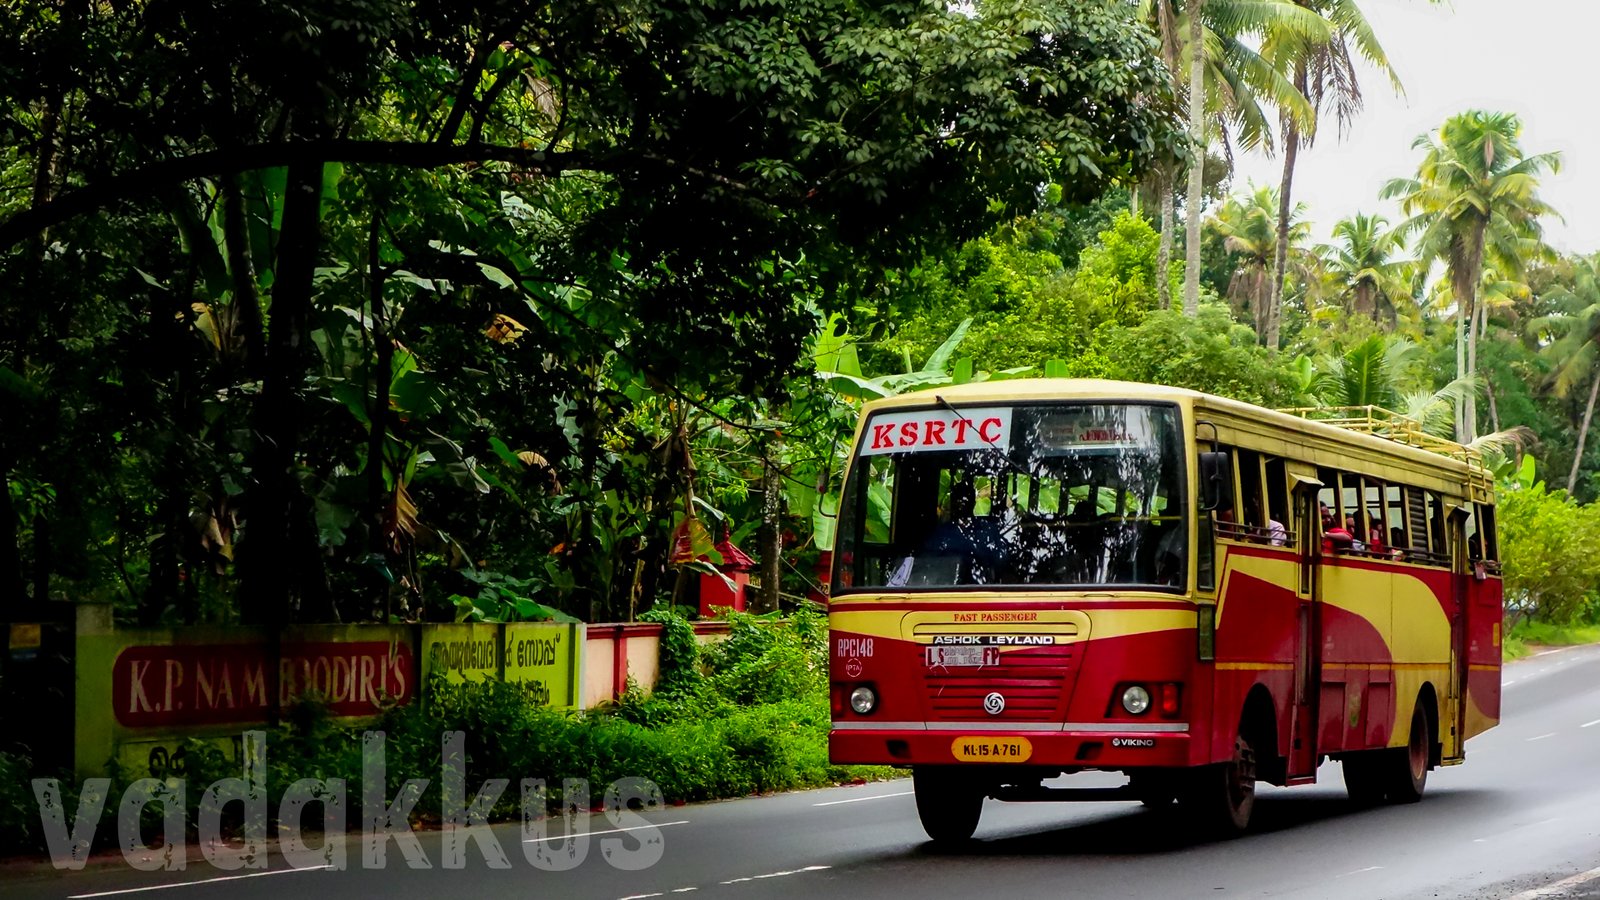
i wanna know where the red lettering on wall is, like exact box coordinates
[128,660,155,714]
[111,641,415,729]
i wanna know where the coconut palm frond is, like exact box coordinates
[1472,422,1536,458]
[1401,376,1476,438]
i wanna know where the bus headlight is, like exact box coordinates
[849,685,878,715]
[1121,685,1152,715]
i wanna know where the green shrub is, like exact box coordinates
[0,751,37,853]
[2,609,888,857]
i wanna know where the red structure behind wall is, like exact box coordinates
[699,537,755,618]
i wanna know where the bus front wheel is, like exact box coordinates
[912,766,984,844]
[1180,732,1256,835]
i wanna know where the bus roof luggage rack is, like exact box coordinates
[1276,405,1493,496]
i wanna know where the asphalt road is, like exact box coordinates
[9,644,1600,900]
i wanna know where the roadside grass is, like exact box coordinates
[1503,620,1600,661]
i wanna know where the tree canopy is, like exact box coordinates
[0,0,1178,624]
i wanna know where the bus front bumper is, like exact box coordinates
[830,723,1193,769]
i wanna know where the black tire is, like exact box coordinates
[912,767,984,844]
[1179,733,1256,835]
[1341,753,1386,806]
[1384,703,1430,804]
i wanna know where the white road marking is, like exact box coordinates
[523,819,689,844]
[1527,733,1558,742]
[671,890,699,894]
[1472,813,1561,839]
[721,865,832,884]
[813,791,913,807]
[1337,866,1383,878]
[67,866,331,898]
[1505,865,1600,899]
[1581,719,1600,729]
[618,894,663,900]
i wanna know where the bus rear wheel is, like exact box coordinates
[1385,703,1430,804]
[912,766,984,844]
[1180,732,1256,835]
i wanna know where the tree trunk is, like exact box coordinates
[1258,271,1273,338]
[30,513,49,608]
[1352,282,1375,320]
[0,464,23,610]
[754,442,783,614]
[365,207,393,620]
[1486,372,1502,435]
[1568,372,1600,495]
[1157,163,1176,309]
[1454,233,1484,443]
[145,264,200,624]
[220,175,267,379]
[239,161,326,627]
[1182,0,1206,316]
[1464,294,1479,443]
[1454,311,1467,441]
[1267,94,1301,351]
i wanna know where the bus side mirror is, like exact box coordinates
[1199,451,1231,511]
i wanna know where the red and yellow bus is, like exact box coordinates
[827,380,1501,841]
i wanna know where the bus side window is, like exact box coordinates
[1386,484,1408,556]
[1476,503,1499,561]
[1265,457,1291,548]
[1364,478,1388,553]
[1463,503,1480,561]
[1426,491,1447,560]
[1211,447,1239,536]
[1237,448,1264,540]
[1317,469,1339,549]
[1340,473,1366,548]
[1403,486,1430,557]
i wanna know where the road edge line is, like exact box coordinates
[1505,865,1600,899]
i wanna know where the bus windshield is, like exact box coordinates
[833,402,1188,592]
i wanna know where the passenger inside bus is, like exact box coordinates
[917,480,1006,582]
[1344,515,1367,551]
[1321,503,1354,552]
[1363,514,1386,554]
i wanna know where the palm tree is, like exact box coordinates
[1261,0,1403,350]
[1138,0,1325,312]
[1535,255,1600,493]
[1301,334,1475,439]
[1210,184,1309,337]
[1320,213,1411,328]
[1421,263,1534,436]
[1382,110,1560,442]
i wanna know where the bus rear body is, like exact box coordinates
[827,380,1502,841]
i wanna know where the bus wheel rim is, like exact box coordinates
[1408,715,1427,780]
[1229,736,1257,808]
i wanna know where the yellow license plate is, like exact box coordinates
[951,736,1033,763]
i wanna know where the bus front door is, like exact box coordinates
[1287,483,1321,782]
[1445,511,1470,762]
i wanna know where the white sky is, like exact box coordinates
[1230,0,1600,255]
